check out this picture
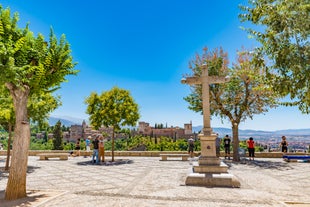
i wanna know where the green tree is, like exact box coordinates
[0,6,78,200]
[28,92,61,130]
[0,86,60,170]
[53,120,63,150]
[183,47,278,161]
[239,0,310,112]
[0,86,14,171]
[85,86,140,161]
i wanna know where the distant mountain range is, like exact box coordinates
[49,116,86,127]
[192,126,310,136]
[49,116,310,136]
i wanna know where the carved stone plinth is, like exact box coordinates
[185,134,240,188]
[193,161,228,173]
[185,173,241,188]
[182,64,239,187]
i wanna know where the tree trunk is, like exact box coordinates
[232,124,240,162]
[112,127,115,162]
[5,86,30,200]
[4,123,12,171]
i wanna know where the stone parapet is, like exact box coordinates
[0,150,308,158]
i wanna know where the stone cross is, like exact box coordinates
[181,64,229,136]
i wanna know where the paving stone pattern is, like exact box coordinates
[0,156,310,207]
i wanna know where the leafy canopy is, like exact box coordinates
[85,86,140,130]
[239,0,310,112]
[184,47,278,125]
[0,5,78,94]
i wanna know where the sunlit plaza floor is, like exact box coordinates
[1,155,310,207]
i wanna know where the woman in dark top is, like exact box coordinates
[223,135,231,160]
[280,136,288,153]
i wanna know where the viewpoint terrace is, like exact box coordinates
[1,155,310,207]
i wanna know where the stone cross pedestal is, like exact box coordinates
[181,64,240,188]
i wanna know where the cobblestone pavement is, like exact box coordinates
[1,156,310,207]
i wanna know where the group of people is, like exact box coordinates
[78,134,289,163]
[90,134,105,164]
[188,134,289,161]
[222,135,289,160]
[73,134,106,164]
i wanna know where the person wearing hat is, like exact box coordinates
[188,137,195,158]
[85,136,91,157]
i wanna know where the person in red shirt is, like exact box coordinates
[246,137,255,160]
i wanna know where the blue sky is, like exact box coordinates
[2,0,310,131]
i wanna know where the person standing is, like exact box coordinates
[188,138,195,158]
[215,133,221,157]
[85,136,91,157]
[247,137,255,160]
[223,135,231,160]
[99,135,105,163]
[92,136,99,164]
[280,136,288,153]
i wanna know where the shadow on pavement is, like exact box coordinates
[225,159,293,170]
[0,190,59,207]
[0,166,40,181]
[76,159,133,166]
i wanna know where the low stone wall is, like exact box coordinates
[0,150,308,158]
[0,150,194,157]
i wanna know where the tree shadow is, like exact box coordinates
[225,159,293,170]
[0,190,56,207]
[76,159,134,166]
[0,166,40,181]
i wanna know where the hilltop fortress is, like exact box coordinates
[138,121,194,139]
[39,120,196,142]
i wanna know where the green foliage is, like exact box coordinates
[183,47,279,161]
[85,86,140,130]
[0,5,78,127]
[239,0,310,113]
[52,120,63,150]
[102,136,201,151]
[85,86,140,161]
[63,141,75,151]
[184,47,278,125]
[0,86,14,130]
[0,5,78,199]
[30,137,53,150]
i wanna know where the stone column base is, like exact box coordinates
[185,172,241,188]
[198,156,221,165]
[193,162,228,173]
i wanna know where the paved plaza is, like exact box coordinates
[0,155,310,207]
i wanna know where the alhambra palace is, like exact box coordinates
[37,120,196,142]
